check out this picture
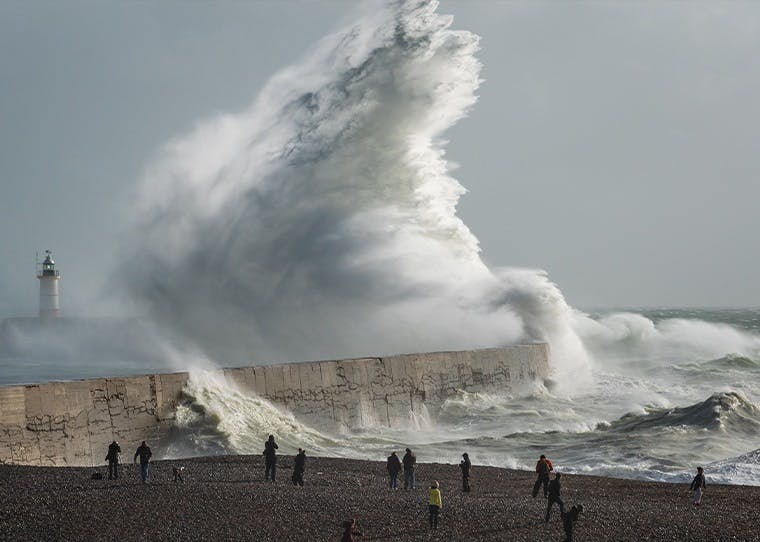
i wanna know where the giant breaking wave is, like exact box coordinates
[124,0,588,382]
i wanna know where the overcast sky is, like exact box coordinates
[1,0,759,317]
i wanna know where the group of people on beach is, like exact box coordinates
[105,440,154,483]
[531,454,583,541]
[262,434,307,486]
[102,439,707,541]
[383,448,584,540]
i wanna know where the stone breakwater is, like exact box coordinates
[0,345,550,466]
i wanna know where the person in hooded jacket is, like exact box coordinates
[402,448,416,490]
[292,448,306,486]
[428,481,442,529]
[387,451,402,489]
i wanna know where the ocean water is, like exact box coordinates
[160,307,760,487]
[2,309,759,486]
[3,1,760,486]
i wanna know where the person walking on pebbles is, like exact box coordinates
[105,440,121,480]
[387,451,402,489]
[460,452,471,492]
[133,441,152,484]
[532,454,553,498]
[263,434,278,482]
[545,472,565,523]
[428,480,442,529]
[690,466,706,506]
[402,448,416,490]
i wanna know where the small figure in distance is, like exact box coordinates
[292,448,306,486]
[428,480,442,529]
[690,466,706,506]
[561,504,583,542]
[341,518,363,542]
[105,440,121,480]
[387,451,402,489]
[532,454,553,498]
[263,434,278,482]
[402,448,416,490]
[172,465,185,483]
[133,441,152,484]
[460,452,471,492]
[545,472,565,523]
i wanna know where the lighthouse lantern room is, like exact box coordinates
[37,250,60,318]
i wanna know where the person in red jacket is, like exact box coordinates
[532,454,554,498]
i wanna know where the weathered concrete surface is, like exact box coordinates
[0,345,549,466]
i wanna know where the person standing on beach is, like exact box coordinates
[690,466,706,506]
[428,480,442,529]
[460,452,471,492]
[341,518,362,542]
[561,504,583,542]
[387,451,402,489]
[133,441,152,483]
[402,448,416,489]
[532,454,553,498]
[292,448,306,486]
[545,472,565,522]
[105,440,121,480]
[263,434,278,482]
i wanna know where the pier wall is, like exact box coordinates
[0,345,550,466]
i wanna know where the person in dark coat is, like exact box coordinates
[561,504,583,542]
[263,434,278,482]
[133,441,152,483]
[105,440,121,480]
[387,451,402,489]
[545,472,565,522]
[341,518,362,542]
[292,448,306,486]
[532,454,553,498]
[460,452,471,492]
[402,448,416,489]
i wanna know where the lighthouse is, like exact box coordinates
[37,250,60,318]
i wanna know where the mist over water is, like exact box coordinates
[3,1,759,485]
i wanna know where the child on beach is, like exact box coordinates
[690,467,706,506]
[428,481,442,529]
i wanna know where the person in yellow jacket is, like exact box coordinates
[428,480,442,529]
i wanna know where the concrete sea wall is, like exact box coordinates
[0,345,550,466]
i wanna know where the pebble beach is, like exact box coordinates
[1,455,758,541]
